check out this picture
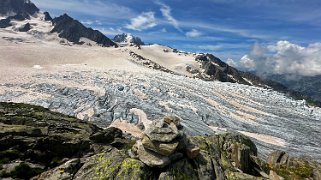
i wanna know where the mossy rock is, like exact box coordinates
[225,170,262,180]
[158,159,198,180]
[270,162,314,179]
[0,162,44,179]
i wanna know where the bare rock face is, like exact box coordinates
[51,14,117,47]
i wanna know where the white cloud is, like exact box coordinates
[226,58,238,67]
[155,1,182,32]
[239,55,256,70]
[239,41,321,76]
[186,29,202,38]
[180,21,272,40]
[98,27,123,36]
[81,20,94,25]
[198,45,222,51]
[125,12,157,31]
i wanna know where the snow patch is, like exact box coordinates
[242,77,254,85]
[32,65,43,69]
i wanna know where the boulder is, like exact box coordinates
[145,119,179,143]
[136,141,170,168]
[163,116,181,126]
[141,135,179,156]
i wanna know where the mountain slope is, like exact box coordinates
[266,74,321,105]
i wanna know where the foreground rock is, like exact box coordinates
[131,116,200,168]
[0,102,320,179]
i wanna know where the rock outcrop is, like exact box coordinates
[17,22,31,32]
[1,102,320,180]
[51,14,117,47]
[43,12,52,21]
[0,18,11,28]
[113,33,145,46]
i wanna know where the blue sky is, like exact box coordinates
[32,0,321,62]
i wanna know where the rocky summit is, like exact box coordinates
[0,102,320,180]
[0,0,39,16]
[51,14,117,47]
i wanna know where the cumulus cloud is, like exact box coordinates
[238,41,321,76]
[226,58,238,67]
[125,12,157,31]
[155,1,182,32]
[81,20,102,26]
[186,29,202,38]
[98,27,123,36]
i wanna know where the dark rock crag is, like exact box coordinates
[0,0,39,16]
[51,14,117,47]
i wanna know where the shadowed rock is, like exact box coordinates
[17,23,31,32]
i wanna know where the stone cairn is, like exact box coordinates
[130,116,200,168]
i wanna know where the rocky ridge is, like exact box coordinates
[51,14,117,47]
[1,102,320,179]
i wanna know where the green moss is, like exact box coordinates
[270,162,313,179]
[116,158,143,179]
[93,153,123,180]
[220,151,232,170]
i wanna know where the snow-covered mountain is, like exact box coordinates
[0,0,116,47]
[113,33,144,46]
[0,0,321,162]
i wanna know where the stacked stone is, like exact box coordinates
[130,116,200,168]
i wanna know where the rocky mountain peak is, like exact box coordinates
[52,14,117,47]
[113,33,144,46]
[0,0,39,16]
